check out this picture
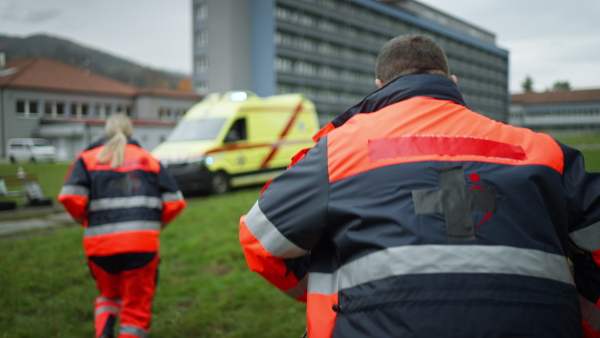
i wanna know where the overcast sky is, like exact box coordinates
[1,0,599,93]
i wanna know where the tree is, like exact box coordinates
[521,76,534,92]
[552,81,571,91]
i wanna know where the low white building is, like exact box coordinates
[0,57,203,160]
[510,89,600,133]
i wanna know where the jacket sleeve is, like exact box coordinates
[157,164,186,225]
[561,143,600,337]
[239,137,330,302]
[58,157,90,224]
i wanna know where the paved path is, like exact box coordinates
[0,212,75,236]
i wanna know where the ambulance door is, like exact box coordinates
[223,118,253,175]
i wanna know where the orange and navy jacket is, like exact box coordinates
[240,74,600,337]
[59,138,186,257]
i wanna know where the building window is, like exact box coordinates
[30,100,39,115]
[44,102,53,117]
[298,13,314,27]
[275,57,293,72]
[196,81,209,94]
[159,107,171,120]
[70,102,79,117]
[196,29,208,47]
[295,61,316,76]
[16,100,26,114]
[56,102,65,117]
[277,83,292,94]
[98,104,108,118]
[117,104,132,116]
[276,31,292,47]
[196,55,208,72]
[195,3,208,21]
[319,19,336,33]
[322,0,336,9]
[91,104,101,118]
[275,6,291,21]
[14,98,40,118]
[81,104,89,117]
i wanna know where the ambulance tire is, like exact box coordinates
[211,171,230,195]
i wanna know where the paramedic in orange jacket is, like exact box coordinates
[240,35,600,337]
[59,113,186,338]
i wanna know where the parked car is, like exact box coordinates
[6,138,57,163]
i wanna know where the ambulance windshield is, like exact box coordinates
[167,118,226,142]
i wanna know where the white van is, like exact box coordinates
[6,138,57,163]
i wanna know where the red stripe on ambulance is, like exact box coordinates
[260,104,303,169]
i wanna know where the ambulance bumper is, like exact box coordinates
[163,162,214,194]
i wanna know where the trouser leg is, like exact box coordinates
[118,254,159,338]
[88,259,122,338]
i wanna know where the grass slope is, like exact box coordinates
[1,133,600,336]
[0,189,306,337]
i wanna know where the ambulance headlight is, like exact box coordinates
[204,156,214,165]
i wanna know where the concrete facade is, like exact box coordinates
[191,0,509,125]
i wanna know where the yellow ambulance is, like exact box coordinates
[151,91,320,194]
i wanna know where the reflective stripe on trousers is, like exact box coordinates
[120,324,149,338]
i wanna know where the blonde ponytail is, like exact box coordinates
[97,113,133,168]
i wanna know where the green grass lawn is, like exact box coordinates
[0,188,307,337]
[1,133,600,337]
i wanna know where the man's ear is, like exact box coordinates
[376,78,384,89]
[451,75,458,84]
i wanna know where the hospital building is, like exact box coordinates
[191,0,509,124]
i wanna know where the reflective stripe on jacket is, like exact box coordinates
[239,74,600,337]
[59,138,186,256]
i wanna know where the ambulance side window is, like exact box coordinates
[225,118,247,143]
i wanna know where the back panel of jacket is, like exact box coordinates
[321,96,579,337]
[60,141,185,256]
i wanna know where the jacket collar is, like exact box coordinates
[313,74,467,141]
[86,137,140,151]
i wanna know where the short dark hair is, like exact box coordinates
[375,34,450,83]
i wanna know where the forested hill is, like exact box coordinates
[0,33,188,90]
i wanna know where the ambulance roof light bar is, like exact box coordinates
[227,91,257,102]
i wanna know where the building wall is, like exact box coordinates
[251,0,276,97]
[136,95,200,121]
[1,88,41,154]
[0,87,134,157]
[192,0,510,125]
[509,101,600,133]
[0,87,196,159]
[38,122,176,160]
[192,0,252,95]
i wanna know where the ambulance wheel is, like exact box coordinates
[211,171,230,194]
